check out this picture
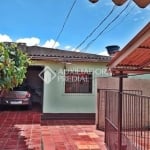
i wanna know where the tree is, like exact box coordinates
[0,43,30,91]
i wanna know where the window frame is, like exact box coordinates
[64,71,93,94]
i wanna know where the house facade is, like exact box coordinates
[18,43,111,119]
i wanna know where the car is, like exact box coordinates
[1,90,32,109]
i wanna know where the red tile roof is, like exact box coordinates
[108,23,150,74]
[118,39,150,68]
[112,0,150,8]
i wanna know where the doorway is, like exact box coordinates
[26,66,44,112]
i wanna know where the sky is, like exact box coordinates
[0,0,149,56]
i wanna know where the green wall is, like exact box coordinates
[32,60,108,113]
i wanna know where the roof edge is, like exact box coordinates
[108,22,150,67]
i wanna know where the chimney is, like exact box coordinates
[105,45,120,57]
[17,43,27,52]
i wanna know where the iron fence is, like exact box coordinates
[96,89,142,130]
[97,89,150,150]
[121,93,150,150]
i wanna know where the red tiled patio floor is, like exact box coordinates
[0,109,106,150]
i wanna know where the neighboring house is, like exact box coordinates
[17,43,111,119]
[96,22,150,129]
[104,22,150,150]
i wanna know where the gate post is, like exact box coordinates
[118,71,123,150]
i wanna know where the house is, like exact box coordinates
[16,43,111,119]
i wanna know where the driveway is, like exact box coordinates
[0,108,106,150]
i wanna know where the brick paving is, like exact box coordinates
[0,109,106,150]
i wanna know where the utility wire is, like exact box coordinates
[52,0,77,48]
[82,0,132,51]
[75,5,116,50]
[105,5,135,33]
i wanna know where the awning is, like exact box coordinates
[108,22,150,75]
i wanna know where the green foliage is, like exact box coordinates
[0,43,30,90]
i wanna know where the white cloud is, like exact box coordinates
[64,45,72,50]
[0,34,12,42]
[98,51,109,56]
[0,35,62,49]
[64,45,80,52]
[16,37,40,46]
[71,48,80,52]
[62,44,81,52]
[42,39,60,48]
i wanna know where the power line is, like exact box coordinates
[105,5,135,33]
[75,5,116,50]
[52,0,77,48]
[82,0,132,51]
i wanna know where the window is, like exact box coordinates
[65,71,92,93]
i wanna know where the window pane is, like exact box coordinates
[65,71,92,93]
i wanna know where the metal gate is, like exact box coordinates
[104,90,150,150]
